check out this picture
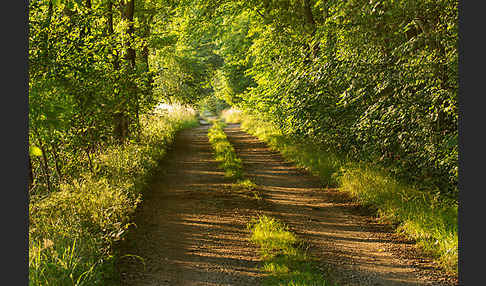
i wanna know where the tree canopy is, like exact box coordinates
[29,0,458,198]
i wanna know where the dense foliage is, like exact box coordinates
[209,0,458,199]
[28,0,216,196]
[30,0,457,197]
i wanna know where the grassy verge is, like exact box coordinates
[29,105,198,285]
[228,109,458,275]
[248,215,332,286]
[221,108,243,124]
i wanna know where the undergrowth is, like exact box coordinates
[248,215,332,286]
[232,109,458,275]
[221,108,242,124]
[29,105,198,285]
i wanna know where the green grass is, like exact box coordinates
[208,117,264,202]
[233,111,342,187]
[231,178,263,200]
[248,215,332,286]
[29,105,199,285]
[207,119,244,180]
[234,109,458,275]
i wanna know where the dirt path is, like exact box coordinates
[116,123,457,286]
[117,124,264,285]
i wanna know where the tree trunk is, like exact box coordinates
[114,0,136,142]
[50,141,63,181]
[302,0,316,33]
[106,0,119,70]
[302,0,320,61]
[85,148,94,174]
[44,0,53,73]
[124,0,136,69]
[33,129,52,193]
[28,155,34,192]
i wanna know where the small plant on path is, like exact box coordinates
[248,215,333,286]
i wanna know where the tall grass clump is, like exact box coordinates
[29,105,198,285]
[248,215,331,286]
[207,119,243,180]
[237,111,458,274]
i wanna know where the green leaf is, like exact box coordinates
[30,146,43,157]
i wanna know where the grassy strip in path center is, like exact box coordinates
[207,119,263,200]
[207,119,243,180]
[248,215,334,286]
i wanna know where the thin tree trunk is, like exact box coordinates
[302,0,320,59]
[44,0,53,73]
[124,0,136,69]
[85,148,94,174]
[86,0,92,33]
[115,0,136,142]
[28,155,34,191]
[33,129,52,193]
[50,142,63,181]
[302,0,316,33]
[107,0,119,70]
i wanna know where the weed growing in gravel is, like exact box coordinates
[208,119,264,201]
[232,179,263,200]
[248,215,332,286]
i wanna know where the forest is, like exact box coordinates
[28,0,458,285]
